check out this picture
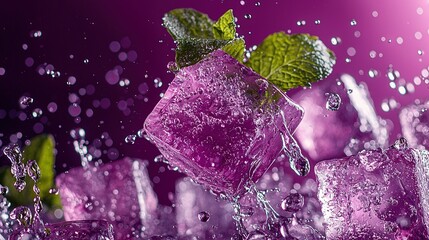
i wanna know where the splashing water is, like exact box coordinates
[70,128,93,169]
[3,144,26,192]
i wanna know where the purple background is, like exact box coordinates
[0,0,428,204]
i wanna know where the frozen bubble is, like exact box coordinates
[325,93,341,111]
[109,41,121,53]
[67,76,77,85]
[25,57,34,67]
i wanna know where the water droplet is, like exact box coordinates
[27,160,41,182]
[49,188,59,195]
[83,59,89,64]
[325,93,341,111]
[125,134,136,144]
[281,193,304,212]
[198,211,210,222]
[350,19,357,26]
[314,20,321,25]
[331,37,341,46]
[167,61,179,73]
[418,50,424,55]
[32,108,43,118]
[10,206,32,226]
[0,185,9,195]
[19,96,34,108]
[137,129,145,138]
[240,0,245,5]
[70,128,85,139]
[394,137,408,150]
[347,89,353,94]
[244,14,252,19]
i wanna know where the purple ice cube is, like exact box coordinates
[400,100,429,150]
[175,177,236,238]
[315,139,429,239]
[292,74,389,161]
[144,50,306,196]
[56,158,158,239]
[9,220,114,240]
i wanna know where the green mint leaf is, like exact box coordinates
[245,32,336,91]
[175,38,228,68]
[1,134,60,208]
[163,9,214,40]
[222,38,245,62]
[164,8,245,68]
[213,9,235,40]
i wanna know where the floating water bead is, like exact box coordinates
[281,193,304,212]
[325,93,341,111]
[400,100,429,150]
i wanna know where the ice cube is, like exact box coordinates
[56,158,158,239]
[315,139,429,239]
[400,100,429,150]
[9,220,114,240]
[175,177,236,238]
[292,74,389,161]
[144,50,306,196]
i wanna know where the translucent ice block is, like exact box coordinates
[293,74,389,161]
[144,50,306,196]
[175,177,236,238]
[315,139,429,239]
[56,158,158,239]
[400,100,429,150]
[9,220,114,240]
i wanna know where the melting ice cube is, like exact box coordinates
[292,74,389,161]
[144,50,306,196]
[315,139,429,239]
[56,158,158,239]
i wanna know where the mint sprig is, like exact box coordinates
[163,9,245,68]
[245,32,336,91]
[164,9,335,90]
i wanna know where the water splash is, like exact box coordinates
[3,144,26,192]
[70,128,92,169]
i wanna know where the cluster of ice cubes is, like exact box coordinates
[3,48,429,239]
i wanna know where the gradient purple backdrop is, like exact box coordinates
[0,0,428,204]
